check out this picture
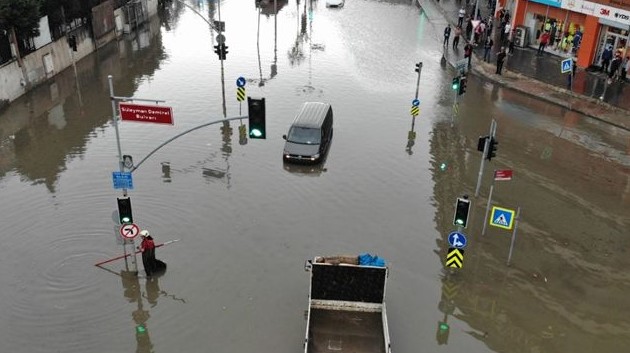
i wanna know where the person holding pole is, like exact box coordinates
[139,230,156,276]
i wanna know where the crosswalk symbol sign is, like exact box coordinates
[561,58,572,74]
[490,206,515,230]
[446,248,464,269]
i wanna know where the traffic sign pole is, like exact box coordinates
[475,119,497,197]
[481,175,495,236]
[506,207,521,266]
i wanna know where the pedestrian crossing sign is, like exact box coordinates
[490,206,515,230]
[561,58,572,74]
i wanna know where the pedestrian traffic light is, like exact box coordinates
[452,76,460,91]
[458,76,467,95]
[117,197,133,224]
[436,321,450,345]
[486,137,498,161]
[247,97,266,139]
[453,196,471,228]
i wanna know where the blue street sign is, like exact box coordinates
[112,171,134,190]
[489,206,515,230]
[236,76,246,87]
[561,58,573,74]
[448,231,467,249]
[412,99,420,107]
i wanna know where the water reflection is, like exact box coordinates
[0,16,165,190]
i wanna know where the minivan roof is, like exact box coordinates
[292,102,331,128]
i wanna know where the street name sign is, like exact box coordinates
[494,169,513,181]
[490,206,515,230]
[119,103,174,125]
[112,171,133,190]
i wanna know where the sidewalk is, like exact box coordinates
[422,0,630,131]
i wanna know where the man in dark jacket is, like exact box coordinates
[496,47,507,75]
[444,25,451,47]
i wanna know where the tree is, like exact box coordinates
[0,0,42,37]
[0,0,42,88]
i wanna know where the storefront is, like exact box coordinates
[559,0,630,67]
[512,0,630,67]
[514,0,586,56]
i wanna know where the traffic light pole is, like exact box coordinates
[109,75,167,274]
[414,62,423,99]
[129,115,248,173]
[475,119,497,197]
[506,206,521,266]
[481,172,496,236]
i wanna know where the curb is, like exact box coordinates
[415,0,630,131]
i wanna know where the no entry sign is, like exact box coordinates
[119,103,174,125]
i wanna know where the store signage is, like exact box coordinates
[531,0,562,7]
[561,0,630,26]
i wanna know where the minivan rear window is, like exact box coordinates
[287,127,321,145]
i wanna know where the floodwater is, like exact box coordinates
[0,0,628,352]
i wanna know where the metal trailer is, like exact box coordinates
[303,256,392,353]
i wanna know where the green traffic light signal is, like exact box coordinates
[247,97,266,139]
[117,197,133,225]
[452,76,460,90]
[453,197,471,228]
[439,322,449,331]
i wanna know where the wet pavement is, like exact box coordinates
[422,0,630,116]
[0,1,629,352]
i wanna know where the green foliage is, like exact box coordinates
[0,0,42,36]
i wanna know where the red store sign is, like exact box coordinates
[119,103,174,125]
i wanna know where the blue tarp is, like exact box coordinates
[358,253,386,267]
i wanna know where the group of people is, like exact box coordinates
[600,45,630,83]
[444,5,507,75]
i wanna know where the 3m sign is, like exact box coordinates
[119,103,174,125]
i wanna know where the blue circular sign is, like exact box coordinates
[447,231,467,249]
[236,76,246,87]
[412,99,420,107]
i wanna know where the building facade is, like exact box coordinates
[502,0,630,68]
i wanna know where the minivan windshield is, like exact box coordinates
[287,127,321,145]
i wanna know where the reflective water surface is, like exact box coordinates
[0,1,628,352]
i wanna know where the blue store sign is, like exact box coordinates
[530,0,562,8]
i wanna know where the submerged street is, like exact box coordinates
[0,0,629,352]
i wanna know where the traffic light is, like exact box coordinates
[436,321,450,345]
[453,196,471,228]
[68,35,77,51]
[247,97,266,139]
[486,137,498,161]
[220,44,228,60]
[458,75,467,95]
[214,44,221,58]
[451,76,460,91]
[415,62,422,73]
[477,135,489,152]
[117,197,133,224]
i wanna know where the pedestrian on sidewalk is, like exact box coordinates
[443,25,451,47]
[464,42,473,69]
[622,56,630,82]
[453,26,462,50]
[483,37,494,62]
[501,22,512,46]
[466,17,473,40]
[496,47,506,75]
[537,31,550,55]
[458,7,466,27]
[601,44,613,73]
[609,51,622,81]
